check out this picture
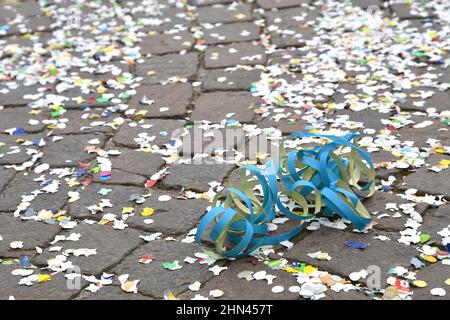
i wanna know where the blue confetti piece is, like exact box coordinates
[345,241,368,249]
[100,175,111,181]
[14,128,26,135]
[42,179,54,186]
[20,256,31,268]
[33,138,45,147]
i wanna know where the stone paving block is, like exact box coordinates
[112,240,216,298]
[180,259,300,300]
[0,167,15,193]
[0,265,83,300]
[0,107,46,134]
[323,287,370,300]
[0,31,52,48]
[203,22,260,45]
[0,173,71,213]
[256,0,308,9]
[352,0,384,9]
[196,3,253,24]
[390,3,437,20]
[413,263,450,300]
[420,204,450,242]
[127,189,209,236]
[394,89,450,112]
[202,68,261,91]
[111,148,165,177]
[161,162,236,192]
[191,91,256,123]
[330,108,390,133]
[0,14,55,36]
[32,223,143,275]
[401,155,450,198]
[265,7,320,48]
[397,115,449,148]
[259,116,310,134]
[369,149,404,180]
[363,191,429,232]
[0,213,61,258]
[114,119,186,149]
[91,168,147,186]
[68,184,145,220]
[205,42,267,69]
[178,126,246,157]
[0,0,42,18]
[197,0,233,6]
[52,87,126,109]
[41,134,107,167]
[135,7,193,33]
[267,47,309,65]
[140,31,194,55]
[127,83,192,118]
[75,285,153,300]
[135,52,199,85]
[43,110,117,135]
[283,227,417,287]
[66,62,129,82]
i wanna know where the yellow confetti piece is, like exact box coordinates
[37,274,52,283]
[37,210,53,220]
[445,279,450,286]
[283,267,299,274]
[136,110,148,116]
[141,208,155,217]
[435,148,446,154]
[439,159,450,166]
[413,280,428,288]
[67,180,80,187]
[147,70,156,76]
[234,13,247,20]
[303,265,317,275]
[317,252,332,261]
[199,193,210,200]
[422,255,437,263]
[74,97,85,104]
[164,290,179,300]
[122,207,135,214]
[256,153,270,160]
[98,219,109,225]
[29,109,42,115]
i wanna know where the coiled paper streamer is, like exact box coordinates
[196,132,375,258]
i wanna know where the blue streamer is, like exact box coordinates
[196,132,375,258]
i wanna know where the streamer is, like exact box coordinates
[196,132,375,258]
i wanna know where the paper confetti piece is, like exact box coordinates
[141,207,155,217]
[163,261,182,271]
[37,274,52,283]
[431,288,446,297]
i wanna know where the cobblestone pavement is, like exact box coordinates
[0,0,449,300]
